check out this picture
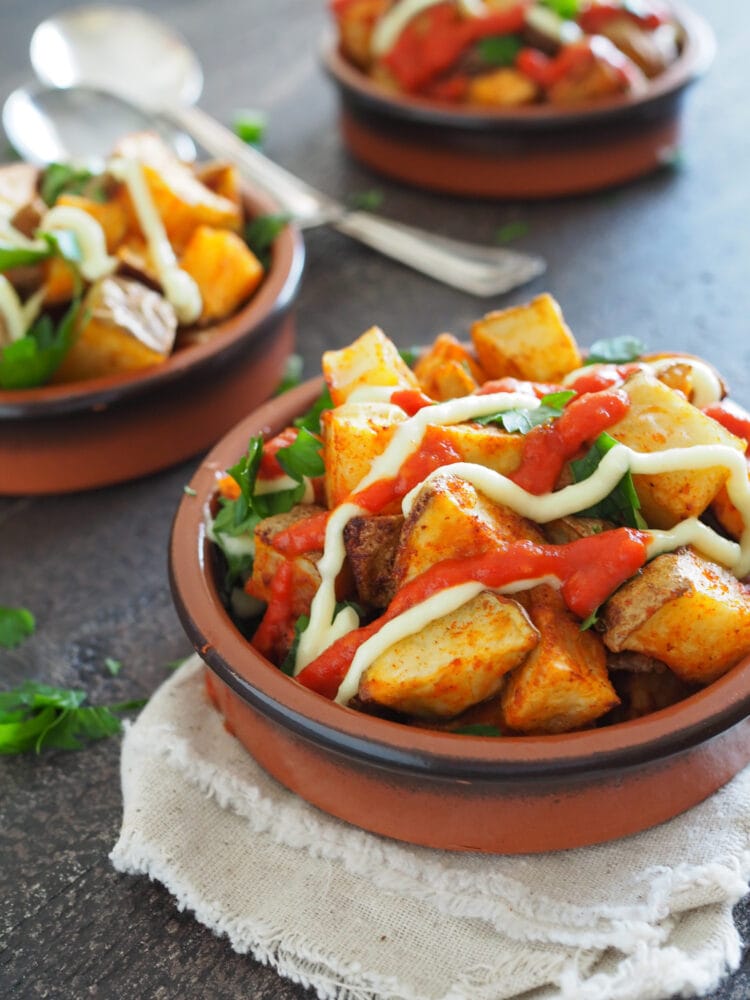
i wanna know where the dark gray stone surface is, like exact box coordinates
[0,0,747,997]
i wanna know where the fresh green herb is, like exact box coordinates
[293,385,333,435]
[495,220,530,244]
[0,243,52,271]
[0,229,81,273]
[348,189,384,212]
[474,390,576,434]
[541,0,580,17]
[39,163,106,207]
[274,354,304,395]
[477,34,523,66]
[183,485,197,497]
[39,229,82,265]
[0,606,36,648]
[276,427,325,480]
[244,213,291,268]
[233,109,267,146]
[452,724,503,737]
[0,680,143,755]
[571,432,648,529]
[585,336,645,365]
[0,296,82,389]
[104,657,122,676]
[280,614,310,676]
[579,608,600,631]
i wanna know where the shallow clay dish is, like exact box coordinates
[323,3,715,198]
[169,379,750,854]
[0,188,304,495]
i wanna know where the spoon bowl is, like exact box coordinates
[2,83,196,166]
[30,4,203,110]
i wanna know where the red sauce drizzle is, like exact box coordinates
[273,511,330,556]
[296,529,649,698]
[252,561,295,660]
[259,427,299,479]
[704,401,750,449]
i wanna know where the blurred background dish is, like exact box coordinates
[323,1,715,197]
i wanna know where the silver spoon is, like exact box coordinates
[26,4,546,297]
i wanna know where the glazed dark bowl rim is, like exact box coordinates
[321,1,715,133]
[0,185,305,419]
[169,377,750,784]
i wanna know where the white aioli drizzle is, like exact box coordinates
[40,205,116,282]
[293,390,540,673]
[108,158,202,324]
[562,357,723,408]
[0,276,37,344]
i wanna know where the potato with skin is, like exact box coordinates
[51,276,177,383]
[606,372,746,528]
[322,326,420,406]
[602,548,750,685]
[359,592,539,719]
[393,472,545,588]
[501,585,618,734]
[343,514,404,609]
[471,294,583,383]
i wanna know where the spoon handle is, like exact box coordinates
[165,103,546,297]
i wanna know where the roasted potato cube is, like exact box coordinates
[334,0,389,68]
[322,401,406,507]
[113,133,242,250]
[440,421,525,476]
[179,225,264,324]
[50,276,177,383]
[413,333,484,401]
[711,467,749,540]
[607,372,746,528]
[195,162,243,211]
[501,585,618,733]
[359,592,538,719]
[43,257,78,305]
[468,68,539,106]
[602,548,750,685]
[393,473,544,588]
[471,294,583,383]
[343,514,404,609]
[547,39,645,105]
[597,17,679,78]
[322,326,420,406]
[245,505,331,618]
[56,193,129,252]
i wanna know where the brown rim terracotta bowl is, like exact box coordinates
[169,378,750,854]
[0,187,304,495]
[323,3,715,198]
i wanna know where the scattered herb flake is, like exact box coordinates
[585,336,645,365]
[233,109,267,146]
[166,657,188,672]
[183,485,197,497]
[104,657,122,676]
[348,189,384,212]
[280,614,310,676]
[399,346,420,368]
[579,608,600,631]
[495,220,530,244]
[0,606,36,648]
[477,34,523,66]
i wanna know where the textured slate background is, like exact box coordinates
[0,0,748,997]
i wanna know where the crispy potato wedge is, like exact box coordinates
[51,276,177,382]
[179,225,264,324]
[711,470,749,540]
[56,193,128,253]
[471,293,582,382]
[501,585,618,733]
[602,548,750,685]
[393,473,544,588]
[194,162,243,211]
[322,401,406,508]
[322,326,420,406]
[607,372,746,528]
[343,514,404,609]
[359,591,538,719]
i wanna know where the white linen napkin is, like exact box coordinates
[111,655,750,1000]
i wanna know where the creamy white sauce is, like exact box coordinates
[0,276,29,344]
[108,158,202,324]
[293,390,540,673]
[562,357,723,408]
[346,385,403,405]
[41,205,116,282]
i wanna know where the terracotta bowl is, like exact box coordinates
[322,3,715,198]
[169,379,750,854]
[0,188,304,495]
